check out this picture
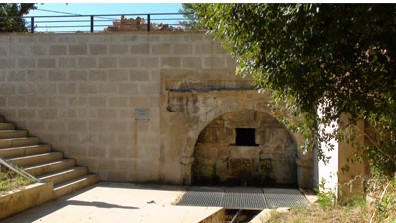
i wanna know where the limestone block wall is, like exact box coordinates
[0,32,233,183]
[0,32,314,187]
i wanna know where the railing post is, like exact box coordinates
[30,17,34,33]
[147,14,150,32]
[90,16,94,33]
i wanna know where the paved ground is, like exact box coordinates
[3,182,221,223]
[3,182,316,223]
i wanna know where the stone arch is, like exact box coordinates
[180,95,314,188]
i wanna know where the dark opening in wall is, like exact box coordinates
[235,128,258,146]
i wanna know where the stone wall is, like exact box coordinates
[160,85,309,186]
[192,111,297,186]
[0,32,235,183]
[0,32,313,187]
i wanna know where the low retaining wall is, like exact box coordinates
[199,208,225,223]
[0,182,54,220]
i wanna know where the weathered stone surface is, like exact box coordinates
[0,32,313,189]
[0,182,54,220]
[191,110,297,186]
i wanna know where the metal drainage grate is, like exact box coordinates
[223,187,266,210]
[177,187,224,207]
[177,187,309,210]
[264,188,309,208]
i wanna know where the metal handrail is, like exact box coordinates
[0,12,196,33]
[0,157,39,183]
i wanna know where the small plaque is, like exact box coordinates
[134,108,150,120]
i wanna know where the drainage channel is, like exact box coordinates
[226,209,261,223]
[177,187,309,223]
[177,186,309,210]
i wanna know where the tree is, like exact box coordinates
[0,3,36,32]
[194,4,396,174]
[179,3,200,30]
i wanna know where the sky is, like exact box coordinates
[25,3,184,33]
[27,3,183,17]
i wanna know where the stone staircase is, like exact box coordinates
[0,115,99,198]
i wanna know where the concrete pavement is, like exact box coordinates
[2,182,221,223]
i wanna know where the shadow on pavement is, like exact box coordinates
[67,200,139,209]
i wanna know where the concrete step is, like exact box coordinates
[25,159,76,176]
[0,130,28,139]
[54,174,99,198]
[8,152,63,167]
[0,137,40,149]
[38,166,88,185]
[0,123,15,130]
[0,144,51,158]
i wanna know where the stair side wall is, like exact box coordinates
[0,182,54,220]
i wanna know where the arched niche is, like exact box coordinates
[176,93,313,188]
[191,110,297,187]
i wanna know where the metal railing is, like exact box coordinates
[0,13,196,33]
[0,157,39,183]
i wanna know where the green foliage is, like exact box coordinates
[194,4,396,173]
[317,178,337,208]
[359,118,396,176]
[0,165,34,192]
[369,177,396,222]
[267,199,369,223]
[341,196,367,209]
[0,3,36,32]
[178,3,201,30]
[317,190,337,209]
